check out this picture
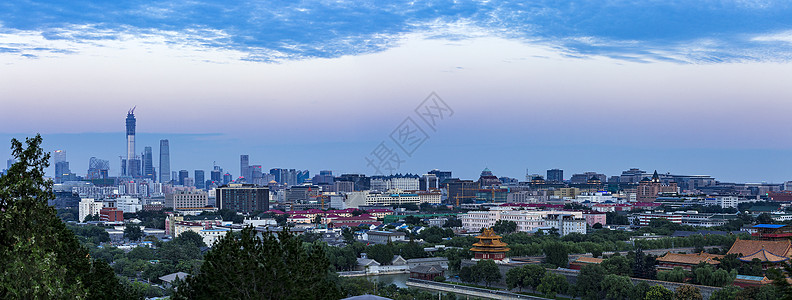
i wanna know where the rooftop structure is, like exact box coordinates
[470,228,509,261]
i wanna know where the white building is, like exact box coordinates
[115,195,142,213]
[200,228,231,246]
[78,198,103,222]
[460,207,585,236]
[365,190,420,206]
[166,190,209,210]
[704,196,743,208]
[573,192,616,203]
[370,177,419,192]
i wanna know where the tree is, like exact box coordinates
[593,222,603,229]
[630,281,652,300]
[175,230,207,248]
[601,274,633,300]
[756,213,774,224]
[124,224,143,241]
[459,266,474,283]
[543,241,568,268]
[709,285,740,300]
[505,265,527,291]
[576,264,606,300]
[674,285,703,300]
[769,261,792,299]
[476,259,502,287]
[342,227,356,244]
[537,272,569,298]
[127,246,156,261]
[367,244,394,265]
[602,255,632,276]
[645,285,674,300]
[522,264,546,292]
[492,220,517,234]
[734,285,776,300]
[443,217,462,228]
[657,267,688,283]
[174,227,341,299]
[0,135,132,298]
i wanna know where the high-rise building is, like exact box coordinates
[223,173,232,185]
[159,139,170,183]
[428,169,452,185]
[142,146,156,181]
[420,174,438,191]
[179,170,189,186]
[172,171,178,183]
[53,150,71,183]
[547,169,564,183]
[216,184,269,213]
[87,157,109,179]
[123,107,139,177]
[240,155,250,181]
[211,169,222,182]
[195,170,205,189]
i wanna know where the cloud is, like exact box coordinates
[0,1,791,62]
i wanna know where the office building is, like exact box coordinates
[179,170,189,186]
[223,173,232,185]
[420,174,438,191]
[86,157,109,179]
[143,146,156,181]
[547,169,563,183]
[53,150,71,183]
[240,155,250,181]
[216,184,269,213]
[78,198,103,222]
[428,169,452,185]
[159,139,170,183]
[195,170,205,189]
[165,190,209,210]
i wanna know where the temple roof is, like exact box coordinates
[739,248,790,263]
[471,228,510,252]
[727,238,791,257]
[656,252,724,265]
[572,256,604,264]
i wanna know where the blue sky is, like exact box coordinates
[1,1,792,182]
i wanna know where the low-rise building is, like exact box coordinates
[365,230,407,244]
[637,213,682,226]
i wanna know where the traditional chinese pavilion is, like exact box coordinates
[751,224,792,240]
[656,252,724,271]
[470,228,510,260]
[727,238,792,269]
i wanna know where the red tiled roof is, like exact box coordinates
[657,252,724,265]
[727,239,792,257]
[739,248,790,263]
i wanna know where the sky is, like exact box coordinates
[1,1,792,183]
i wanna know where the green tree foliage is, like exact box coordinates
[476,259,502,287]
[443,216,462,228]
[342,227,356,244]
[674,285,703,300]
[630,281,652,300]
[715,254,741,272]
[737,258,763,276]
[537,272,569,298]
[439,248,471,273]
[127,247,156,261]
[0,135,132,299]
[67,223,111,245]
[325,245,358,271]
[522,264,546,292]
[691,263,735,287]
[175,230,207,248]
[459,266,473,283]
[709,285,741,300]
[124,224,143,241]
[657,267,688,283]
[645,285,674,300]
[607,212,630,225]
[492,220,517,234]
[601,274,633,300]
[756,213,774,224]
[593,222,603,229]
[505,265,527,291]
[543,241,568,268]
[367,244,395,265]
[602,255,632,276]
[768,261,792,299]
[576,264,607,300]
[418,226,454,244]
[174,227,341,299]
[734,285,776,300]
[632,248,657,279]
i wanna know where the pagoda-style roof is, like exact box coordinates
[657,252,724,265]
[727,238,791,257]
[470,228,510,253]
[739,248,790,263]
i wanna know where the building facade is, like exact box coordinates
[216,184,270,213]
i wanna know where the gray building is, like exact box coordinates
[179,170,189,186]
[547,169,564,183]
[240,154,250,182]
[143,146,156,181]
[159,139,170,183]
[195,170,205,189]
[216,183,269,213]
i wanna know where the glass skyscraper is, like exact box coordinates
[159,139,170,183]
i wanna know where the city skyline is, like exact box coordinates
[2,2,792,182]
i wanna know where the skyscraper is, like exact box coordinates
[143,146,156,181]
[195,170,205,189]
[123,107,140,177]
[179,170,189,186]
[53,150,71,183]
[240,155,249,181]
[547,169,564,183]
[159,139,170,183]
[87,157,109,179]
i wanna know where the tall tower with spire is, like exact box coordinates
[122,107,141,177]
